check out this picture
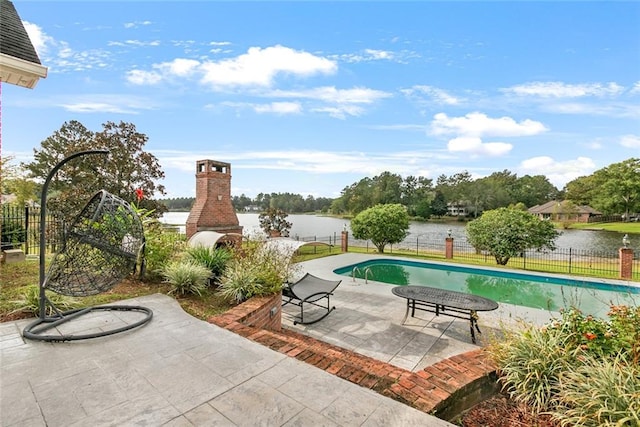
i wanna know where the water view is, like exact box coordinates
[161,212,633,253]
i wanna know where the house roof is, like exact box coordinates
[0,0,47,88]
[528,200,601,215]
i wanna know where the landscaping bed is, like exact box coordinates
[459,393,558,427]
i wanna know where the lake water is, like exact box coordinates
[161,212,634,253]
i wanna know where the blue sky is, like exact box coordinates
[3,1,640,199]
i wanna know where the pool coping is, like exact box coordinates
[335,255,640,291]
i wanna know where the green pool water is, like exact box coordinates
[334,259,639,316]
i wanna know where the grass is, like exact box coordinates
[568,221,640,233]
[0,258,233,322]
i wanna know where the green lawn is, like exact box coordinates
[567,221,640,233]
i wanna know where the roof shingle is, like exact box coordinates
[1,0,42,64]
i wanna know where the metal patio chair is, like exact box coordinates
[282,273,342,325]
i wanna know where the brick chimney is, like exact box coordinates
[186,160,243,239]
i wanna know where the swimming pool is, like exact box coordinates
[334,259,640,316]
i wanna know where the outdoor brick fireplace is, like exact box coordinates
[186,160,243,240]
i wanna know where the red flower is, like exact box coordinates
[584,332,597,341]
[135,188,144,202]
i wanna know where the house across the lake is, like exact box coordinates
[528,200,601,223]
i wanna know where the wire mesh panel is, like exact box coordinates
[44,190,144,296]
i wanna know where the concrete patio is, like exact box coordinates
[284,253,555,372]
[1,292,454,427]
[1,253,557,426]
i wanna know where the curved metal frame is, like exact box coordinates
[22,150,153,342]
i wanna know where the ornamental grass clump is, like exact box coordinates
[161,261,211,297]
[488,304,640,424]
[218,237,301,303]
[10,285,78,317]
[490,324,578,412]
[186,245,232,283]
[553,355,640,427]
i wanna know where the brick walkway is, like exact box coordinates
[210,293,497,419]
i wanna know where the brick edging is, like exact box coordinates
[209,295,497,418]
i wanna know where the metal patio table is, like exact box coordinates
[392,285,499,344]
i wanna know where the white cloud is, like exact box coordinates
[23,22,112,72]
[631,82,640,94]
[543,102,640,119]
[209,41,231,46]
[519,156,596,188]
[620,134,640,148]
[270,86,391,104]
[217,101,302,115]
[156,148,451,179]
[334,48,418,64]
[199,45,337,87]
[254,102,302,114]
[124,20,152,29]
[126,69,163,85]
[447,136,512,157]
[57,94,158,114]
[430,112,547,137]
[23,21,54,57]
[60,102,137,114]
[504,81,624,98]
[401,85,461,105]
[108,39,160,47]
[581,139,603,150]
[125,56,202,84]
[310,105,365,119]
[127,45,337,88]
[161,58,200,76]
[339,49,394,63]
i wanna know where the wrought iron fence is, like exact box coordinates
[338,234,640,282]
[1,205,64,255]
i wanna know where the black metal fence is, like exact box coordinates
[291,233,640,282]
[1,205,64,255]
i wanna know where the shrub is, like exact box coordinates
[218,237,302,303]
[186,245,232,283]
[218,261,262,304]
[161,261,211,297]
[490,324,578,412]
[10,285,78,316]
[258,208,292,237]
[488,304,640,421]
[1,217,26,249]
[547,306,640,362]
[143,222,186,280]
[553,355,640,426]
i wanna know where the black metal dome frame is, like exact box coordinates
[23,151,152,342]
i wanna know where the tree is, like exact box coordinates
[23,120,166,223]
[431,191,448,217]
[1,156,39,206]
[258,208,292,237]
[513,175,560,208]
[477,170,518,210]
[372,172,403,205]
[466,207,560,266]
[592,158,640,216]
[350,204,409,253]
[1,155,18,195]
